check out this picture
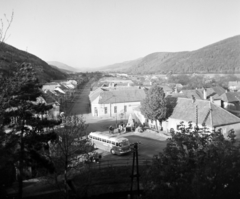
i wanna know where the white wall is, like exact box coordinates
[42,84,58,91]
[215,123,240,139]
[162,118,214,133]
[91,100,141,118]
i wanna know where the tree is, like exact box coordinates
[49,115,94,199]
[0,63,60,198]
[143,123,240,199]
[0,11,14,43]
[141,84,167,131]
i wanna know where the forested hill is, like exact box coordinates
[0,43,67,83]
[99,35,240,74]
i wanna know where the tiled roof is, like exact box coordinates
[171,87,225,101]
[229,81,240,86]
[89,88,105,102]
[221,92,240,102]
[170,98,240,127]
[41,92,56,104]
[99,89,146,104]
[177,89,204,99]
[44,82,59,86]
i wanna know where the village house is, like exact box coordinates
[42,82,60,91]
[229,81,240,91]
[35,92,60,120]
[133,97,240,138]
[89,87,146,118]
[171,86,226,107]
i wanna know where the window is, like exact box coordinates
[107,140,111,143]
[112,142,116,145]
[102,139,106,142]
[124,105,127,112]
[104,107,107,114]
[114,106,117,113]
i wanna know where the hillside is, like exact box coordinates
[98,58,142,72]
[99,35,240,74]
[0,43,67,83]
[47,61,78,72]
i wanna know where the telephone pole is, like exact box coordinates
[130,143,141,199]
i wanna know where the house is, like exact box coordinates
[133,97,240,138]
[89,88,146,117]
[37,92,60,120]
[221,92,240,109]
[220,92,240,117]
[171,86,226,107]
[42,82,60,92]
[229,81,240,91]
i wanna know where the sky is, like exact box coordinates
[1,0,240,70]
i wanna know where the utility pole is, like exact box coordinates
[130,143,140,199]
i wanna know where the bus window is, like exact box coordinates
[102,139,106,142]
[112,142,115,145]
[107,140,111,143]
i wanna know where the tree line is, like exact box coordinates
[0,63,94,199]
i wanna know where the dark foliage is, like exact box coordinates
[143,123,240,199]
[141,84,167,129]
[0,63,60,198]
[0,42,67,83]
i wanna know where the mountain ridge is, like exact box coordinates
[98,35,240,74]
[0,43,67,83]
[47,61,78,72]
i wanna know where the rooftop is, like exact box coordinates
[170,97,240,127]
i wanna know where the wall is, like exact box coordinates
[91,100,141,118]
[42,84,58,91]
[162,118,213,133]
[215,123,240,139]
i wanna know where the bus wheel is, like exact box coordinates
[111,149,116,155]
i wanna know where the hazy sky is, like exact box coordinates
[1,0,240,69]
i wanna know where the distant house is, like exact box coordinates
[171,86,226,107]
[42,82,60,92]
[89,88,146,117]
[133,97,240,138]
[35,92,60,120]
[229,81,240,91]
[220,92,240,117]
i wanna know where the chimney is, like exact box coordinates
[174,87,178,93]
[192,95,196,103]
[203,88,207,100]
[210,96,213,103]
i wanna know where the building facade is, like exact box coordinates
[89,88,146,118]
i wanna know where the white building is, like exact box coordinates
[89,88,146,118]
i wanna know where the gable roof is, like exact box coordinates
[89,87,105,102]
[174,89,204,99]
[41,92,56,104]
[229,81,240,87]
[170,98,240,127]
[98,88,146,104]
[171,87,225,100]
[221,92,240,103]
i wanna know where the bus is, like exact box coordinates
[88,132,131,155]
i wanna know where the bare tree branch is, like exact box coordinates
[0,11,14,43]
